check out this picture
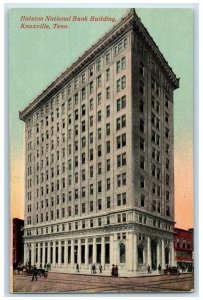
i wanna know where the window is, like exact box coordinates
[90,201,93,212]
[82,136,86,147]
[107,197,111,208]
[141,194,145,207]
[89,149,93,161]
[81,104,86,116]
[97,128,102,140]
[89,99,93,111]
[89,81,93,94]
[119,243,126,263]
[106,87,110,99]
[82,121,86,132]
[81,87,86,100]
[105,52,110,64]
[98,181,102,193]
[106,105,110,118]
[89,66,93,77]
[106,159,110,172]
[89,166,93,178]
[82,203,86,213]
[82,73,85,84]
[89,116,93,127]
[75,205,78,215]
[98,145,102,157]
[97,75,101,87]
[97,60,101,72]
[81,152,85,164]
[97,111,102,122]
[81,169,85,181]
[117,133,126,148]
[116,115,126,130]
[97,92,102,105]
[106,141,110,153]
[106,178,111,190]
[97,162,102,175]
[140,176,145,189]
[117,153,126,167]
[117,95,126,111]
[90,183,94,195]
[98,199,102,210]
[106,68,110,81]
[106,123,110,135]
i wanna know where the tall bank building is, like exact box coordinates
[19,9,179,275]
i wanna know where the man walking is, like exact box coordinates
[31,265,38,281]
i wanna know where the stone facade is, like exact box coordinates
[19,9,179,275]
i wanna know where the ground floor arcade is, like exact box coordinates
[24,228,175,275]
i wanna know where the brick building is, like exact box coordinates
[13,218,24,265]
[174,228,193,271]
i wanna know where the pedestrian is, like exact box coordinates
[91,264,94,274]
[31,265,38,281]
[94,264,97,274]
[111,264,115,277]
[147,264,151,274]
[115,265,118,277]
[158,264,162,274]
[99,265,102,274]
[76,263,79,272]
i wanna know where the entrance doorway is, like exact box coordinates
[151,240,157,270]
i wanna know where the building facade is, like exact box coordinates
[19,9,179,275]
[174,228,193,271]
[13,218,24,265]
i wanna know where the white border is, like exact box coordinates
[2,1,201,299]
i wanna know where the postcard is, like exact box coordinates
[9,6,194,293]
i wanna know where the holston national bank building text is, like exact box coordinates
[19,9,179,275]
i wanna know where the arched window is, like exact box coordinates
[138,244,143,264]
[119,243,126,263]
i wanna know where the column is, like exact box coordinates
[143,247,146,265]
[71,239,74,268]
[113,233,118,265]
[47,241,50,265]
[58,240,61,267]
[157,241,161,267]
[134,233,138,271]
[147,236,151,267]
[161,239,166,269]
[31,243,35,265]
[93,237,96,264]
[37,243,40,268]
[53,240,56,268]
[171,240,175,266]
[85,238,88,268]
[42,242,45,267]
[101,237,105,268]
[110,235,114,265]
[64,240,68,267]
[24,243,27,265]
[127,232,133,271]
[78,239,81,266]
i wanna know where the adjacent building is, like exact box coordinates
[174,228,193,271]
[13,218,24,265]
[19,9,179,274]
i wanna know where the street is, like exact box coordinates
[12,272,194,293]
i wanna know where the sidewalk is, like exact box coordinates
[50,267,161,278]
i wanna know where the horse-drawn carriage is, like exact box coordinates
[13,263,48,277]
[161,266,180,276]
